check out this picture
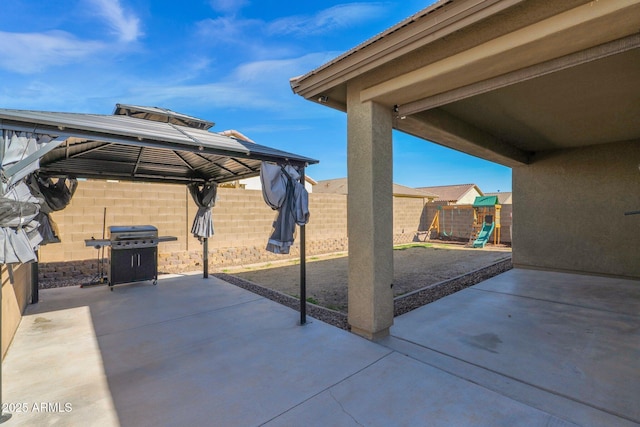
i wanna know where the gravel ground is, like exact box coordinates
[228,243,511,312]
[216,256,511,331]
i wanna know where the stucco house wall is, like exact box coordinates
[240,176,315,193]
[457,188,483,205]
[513,140,639,279]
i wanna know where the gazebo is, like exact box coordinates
[1,104,319,420]
[1,104,317,306]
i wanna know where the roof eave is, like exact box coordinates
[290,0,527,100]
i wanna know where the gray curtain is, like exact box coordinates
[0,130,50,264]
[188,182,218,241]
[260,162,309,254]
[27,174,78,244]
[0,183,42,263]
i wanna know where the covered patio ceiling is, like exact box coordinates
[0,105,318,185]
[290,0,640,167]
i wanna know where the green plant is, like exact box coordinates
[393,243,433,250]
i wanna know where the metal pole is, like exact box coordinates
[31,253,39,304]
[299,167,307,325]
[203,237,209,278]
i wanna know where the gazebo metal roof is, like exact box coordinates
[113,103,215,130]
[0,107,318,185]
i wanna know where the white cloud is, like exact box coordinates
[268,3,388,36]
[0,1,143,75]
[125,82,279,111]
[195,16,298,61]
[209,0,249,14]
[196,16,257,43]
[233,53,337,83]
[125,52,340,111]
[0,30,105,74]
[85,0,142,42]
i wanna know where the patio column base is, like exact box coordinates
[350,326,390,340]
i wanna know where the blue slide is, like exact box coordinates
[473,222,495,248]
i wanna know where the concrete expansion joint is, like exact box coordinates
[329,389,364,427]
[260,353,393,426]
[381,336,637,425]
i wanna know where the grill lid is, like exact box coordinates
[109,225,158,240]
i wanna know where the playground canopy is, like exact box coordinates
[473,196,500,207]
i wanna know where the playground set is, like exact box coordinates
[428,196,502,248]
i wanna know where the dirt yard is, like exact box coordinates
[229,243,511,313]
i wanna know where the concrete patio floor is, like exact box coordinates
[2,269,639,426]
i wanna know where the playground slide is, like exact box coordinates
[473,222,495,248]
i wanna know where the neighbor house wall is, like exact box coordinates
[1,264,32,358]
[513,140,640,279]
[240,176,315,193]
[456,188,483,205]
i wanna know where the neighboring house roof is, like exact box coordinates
[316,178,438,199]
[485,192,512,204]
[393,183,438,199]
[315,178,348,194]
[416,184,483,203]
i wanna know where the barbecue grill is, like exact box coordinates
[85,225,177,290]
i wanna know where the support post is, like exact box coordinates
[346,84,394,340]
[299,167,307,325]
[31,252,39,304]
[203,238,209,278]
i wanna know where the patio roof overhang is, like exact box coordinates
[0,107,318,186]
[290,0,640,167]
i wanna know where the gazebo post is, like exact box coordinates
[31,253,39,304]
[299,167,307,325]
[203,238,209,279]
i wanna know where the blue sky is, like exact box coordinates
[0,0,512,193]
